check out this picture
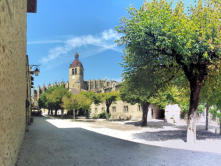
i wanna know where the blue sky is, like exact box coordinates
[27,0,193,88]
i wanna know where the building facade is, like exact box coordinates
[0,1,37,166]
[69,52,120,93]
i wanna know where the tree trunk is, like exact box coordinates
[220,122,221,135]
[55,110,58,116]
[48,109,50,115]
[61,109,64,118]
[141,102,150,126]
[205,106,209,131]
[106,105,110,120]
[73,109,75,119]
[187,82,202,143]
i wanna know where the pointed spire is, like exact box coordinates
[75,52,79,59]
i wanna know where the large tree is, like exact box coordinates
[117,0,221,142]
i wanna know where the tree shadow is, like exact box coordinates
[125,120,175,128]
[133,129,221,142]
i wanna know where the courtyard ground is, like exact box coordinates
[49,116,221,154]
[16,116,221,166]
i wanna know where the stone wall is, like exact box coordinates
[90,101,161,121]
[0,1,27,165]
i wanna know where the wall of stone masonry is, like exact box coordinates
[0,0,27,165]
[90,101,161,121]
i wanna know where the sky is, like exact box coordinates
[27,0,193,88]
[27,0,144,87]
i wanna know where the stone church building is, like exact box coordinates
[69,52,120,93]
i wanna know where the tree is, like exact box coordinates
[38,93,47,110]
[199,69,221,131]
[38,86,57,115]
[99,91,119,120]
[81,91,102,105]
[62,93,78,119]
[117,0,221,143]
[76,94,92,118]
[49,86,69,116]
[120,80,151,126]
[210,107,221,135]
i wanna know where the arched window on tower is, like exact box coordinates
[75,68,77,75]
[72,69,75,75]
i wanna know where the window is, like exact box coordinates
[75,68,77,75]
[95,108,97,113]
[138,105,142,111]
[112,106,116,112]
[27,0,37,13]
[102,107,105,111]
[72,69,75,75]
[124,106,129,112]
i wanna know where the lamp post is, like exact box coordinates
[26,64,40,127]
[30,65,40,76]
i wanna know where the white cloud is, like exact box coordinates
[28,40,64,45]
[101,29,121,40]
[38,29,122,64]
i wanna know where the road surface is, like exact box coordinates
[16,117,221,166]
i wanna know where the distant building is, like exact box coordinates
[69,52,120,94]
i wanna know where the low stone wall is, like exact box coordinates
[0,1,27,165]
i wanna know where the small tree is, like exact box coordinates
[81,91,102,105]
[38,86,57,115]
[120,80,150,126]
[76,94,92,118]
[62,93,78,119]
[99,91,119,120]
[49,86,69,116]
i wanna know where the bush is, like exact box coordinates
[98,112,106,119]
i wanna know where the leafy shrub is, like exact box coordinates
[98,112,106,119]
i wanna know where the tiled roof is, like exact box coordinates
[69,52,83,68]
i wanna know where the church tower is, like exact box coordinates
[69,52,84,93]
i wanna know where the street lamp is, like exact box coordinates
[30,65,40,77]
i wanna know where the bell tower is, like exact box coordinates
[69,52,84,92]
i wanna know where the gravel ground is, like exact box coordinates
[55,117,221,154]
[16,116,221,166]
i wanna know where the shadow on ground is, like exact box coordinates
[133,129,221,142]
[125,120,175,128]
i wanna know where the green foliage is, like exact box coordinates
[38,93,47,109]
[98,112,106,119]
[81,91,102,105]
[197,104,205,114]
[62,92,78,111]
[99,91,119,105]
[62,93,92,117]
[98,91,119,119]
[210,106,218,120]
[116,0,221,126]
[49,86,69,110]
[76,94,92,111]
[149,85,183,109]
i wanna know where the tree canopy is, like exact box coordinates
[117,0,221,142]
[99,91,119,120]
